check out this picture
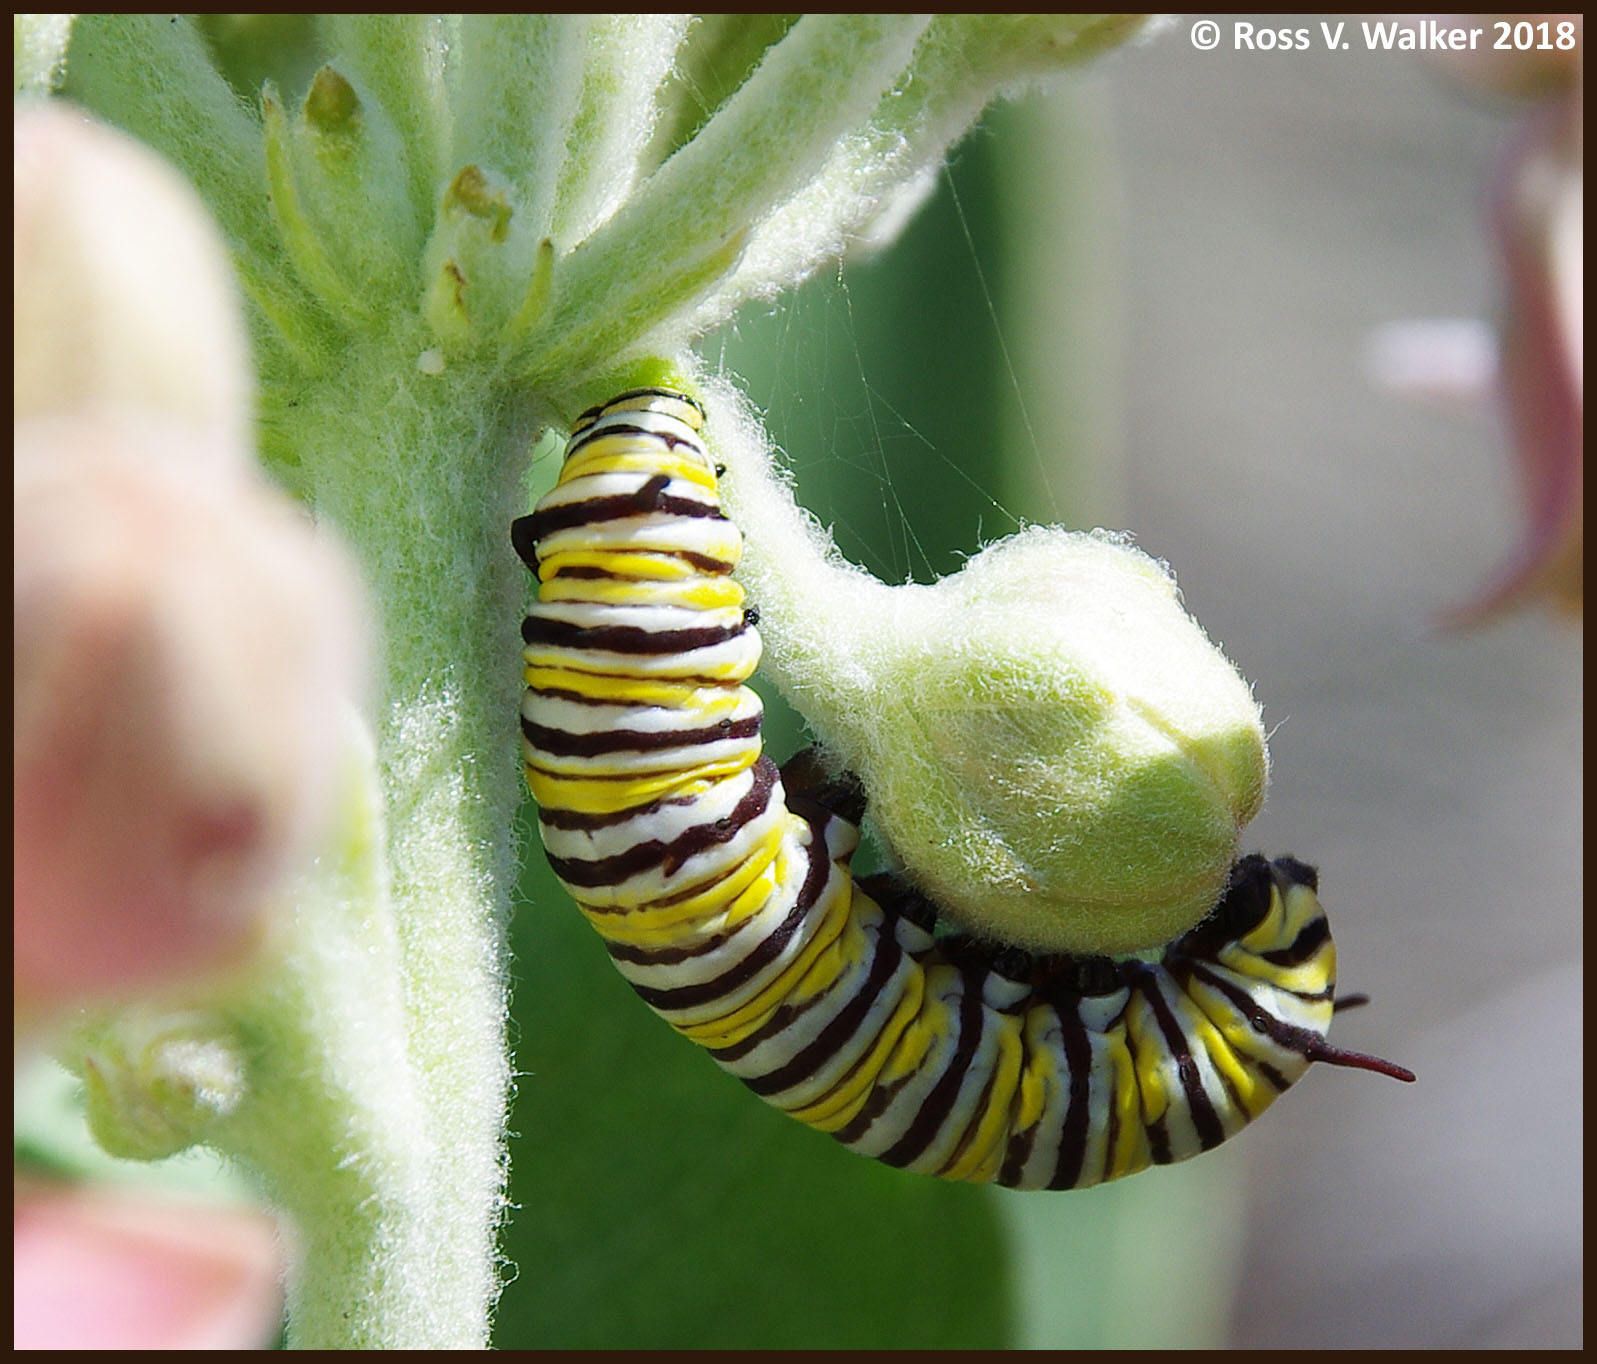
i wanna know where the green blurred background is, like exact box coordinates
[22,17,1579,1349]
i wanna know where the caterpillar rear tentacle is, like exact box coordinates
[513,387,1412,1191]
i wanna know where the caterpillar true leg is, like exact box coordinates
[513,386,1412,1191]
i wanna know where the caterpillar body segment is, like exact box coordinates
[513,387,1412,1191]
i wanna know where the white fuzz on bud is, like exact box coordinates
[842,527,1268,955]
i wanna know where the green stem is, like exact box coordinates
[694,370,892,750]
[213,722,444,1348]
[550,13,692,249]
[255,329,536,1346]
[690,14,1154,332]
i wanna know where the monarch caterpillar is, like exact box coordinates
[513,386,1413,1190]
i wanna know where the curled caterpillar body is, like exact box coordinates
[513,388,1413,1191]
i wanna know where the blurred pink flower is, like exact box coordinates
[1369,16,1582,620]
[13,417,367,1013]
[13,1179,284,1349]
[1466,78,1582,619]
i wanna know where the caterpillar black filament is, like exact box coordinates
[512,387,1413,1190]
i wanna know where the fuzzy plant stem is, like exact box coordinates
[695,371,890,751]
[72,334,537,1348]
[50,15,533,1341]
[257,333,534,1344]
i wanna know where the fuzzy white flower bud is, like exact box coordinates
[842,527,1268,955]
[13,104,251,455]
[13,416,368,1009]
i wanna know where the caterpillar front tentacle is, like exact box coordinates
[513,387,1411,1192]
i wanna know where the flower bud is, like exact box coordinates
[13,415,368,1011]
[69,1010,248,1161]
[13,104,251,455]
[838,526,1268,955]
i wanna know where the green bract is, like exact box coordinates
[71,1011,247,1162]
